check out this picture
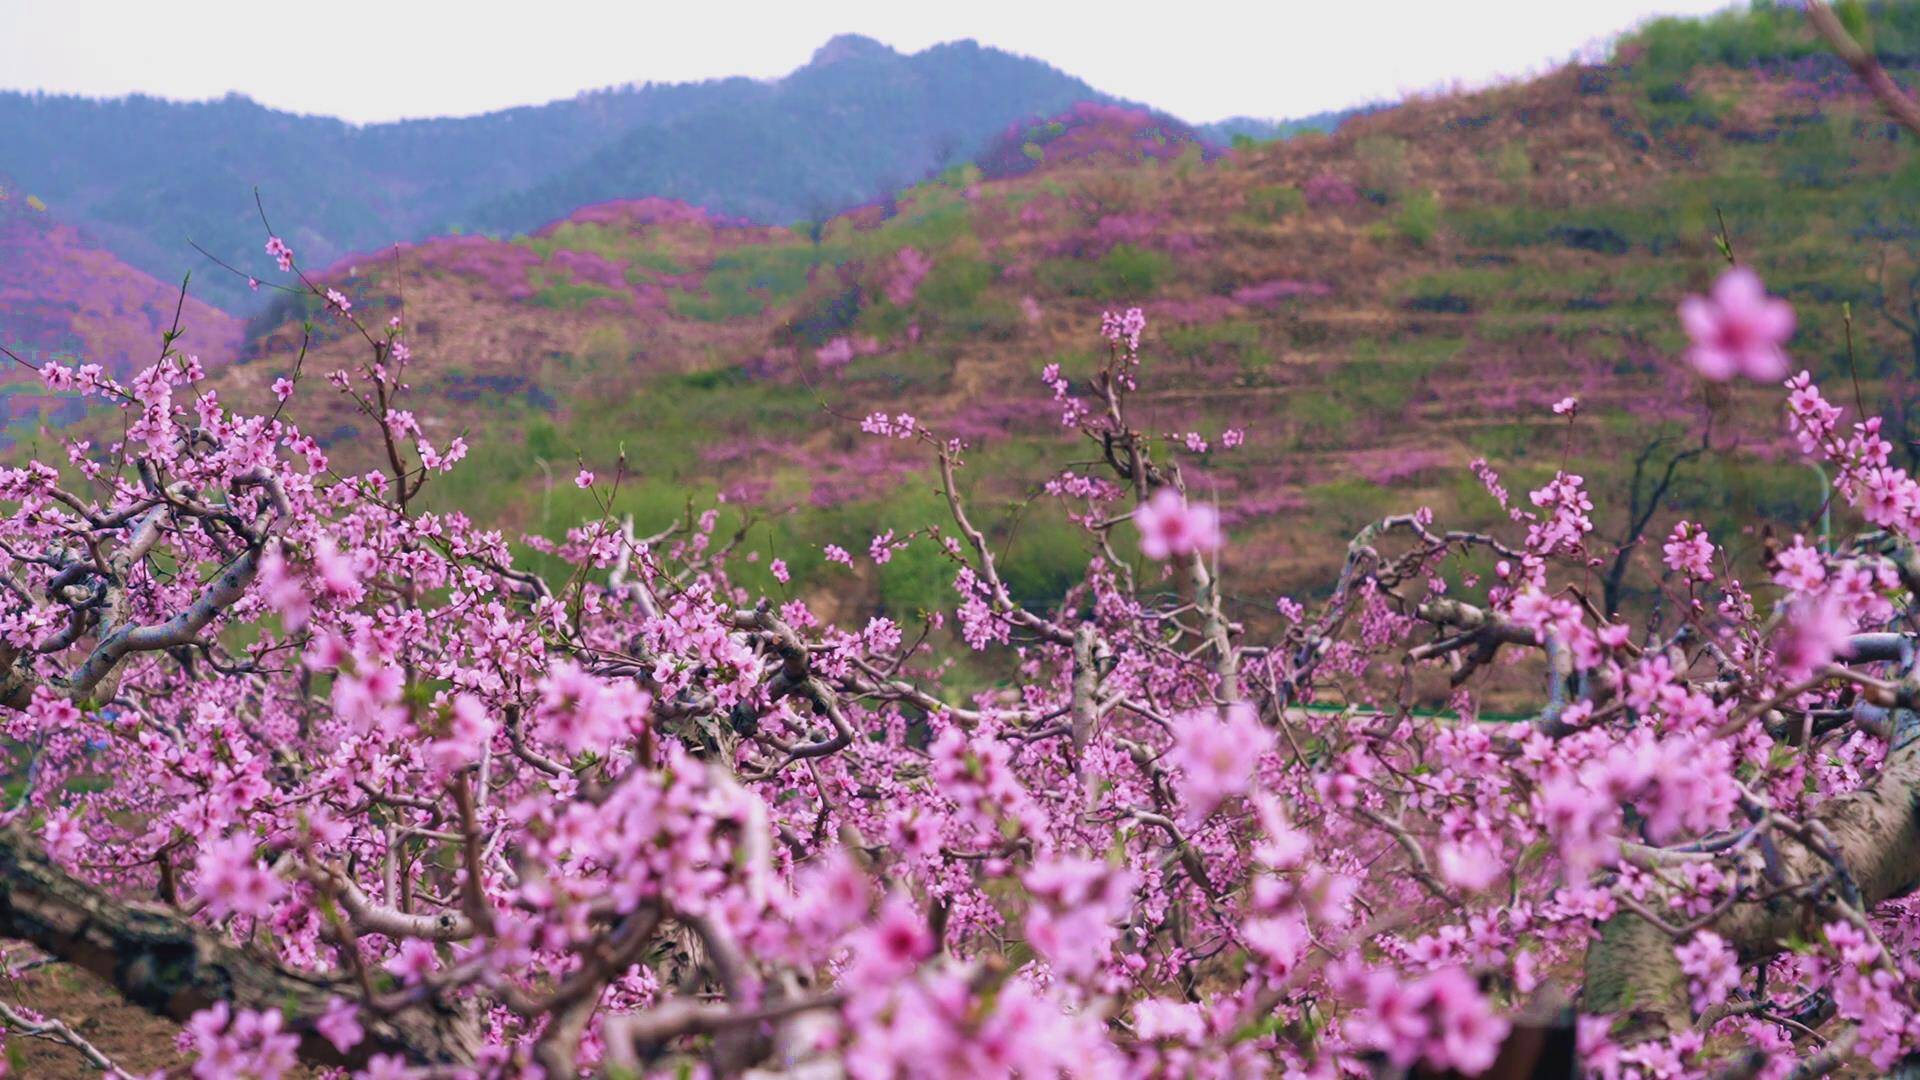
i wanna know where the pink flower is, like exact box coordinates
[769,558,789,584]
[873,896,931,966]
[1679,267,1794,381]
[1825,919,1883,968]
[1133,488,1222,560]
[575,469,594,488]
[256,543,311,630]
[325,288,352,314]
[816,337,856,370]
[1167,703,1270,821]
[1362,968,1509,1074]
[1426,969,1509,1074]
[1774,594,1854,678]
[1023,856,1134,982]
[360,1055,412,1080]
[1552,396,1578,416]
[194,833,286,920]
[1662,521,1715,581]
[186,1003,298,1080]
[1100,307,1146,354]
[1244,912,1309,977]
[315,997,363,1054]
[271,377,294,402]
[42,809,83,863]
[1133,998,1205,1043]
[428,694,495,776]
[311,535,360,601]
[884,247,932,306]
[1437,837,1502,893]
[1773,535,1826,592]
[533,662,650,756]
[264,236,293,272]
[844,893,931,992]
[384,939,439,985]
[1676,930,1740,1014]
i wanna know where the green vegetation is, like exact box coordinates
[1036,245,1173,301]
[1388,190,1441,247]
[670,243,844,322]
[1618,1,1920,85]
[531,277,625,310]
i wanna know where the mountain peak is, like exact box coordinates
[807,34,896,67]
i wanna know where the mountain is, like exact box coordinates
[1198,107,1365,144]
[465,38,1142,233]
[0,36,1134,310]
[0,181,242,441]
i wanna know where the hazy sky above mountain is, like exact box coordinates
[2,0,1738,125]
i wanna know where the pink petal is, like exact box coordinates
[1712,266,1764,308]
[1677,297,1718,344]
[1688,347,1735,381]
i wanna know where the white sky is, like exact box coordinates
[0,0,1739,125]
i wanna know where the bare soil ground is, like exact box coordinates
[2,966,183,1078]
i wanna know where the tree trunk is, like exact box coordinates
[1583,733,1920,1031]
[0,829,480,1069]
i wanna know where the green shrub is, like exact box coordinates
[1283,391,1355,444]
[1493,141,1532,194]
[1339,358,1433,416]
[1304,477,1400,531]
[1162,320,1275,378]
[872,197,974,254]
[1390,191,1441,248]
[669,288,766,321]
[1000,511,1090,611]
[1090,245,1172,300]
[532,280,624,310]
[917,255,993,316]
[1034,246,1173,301]
[578,324,634,368]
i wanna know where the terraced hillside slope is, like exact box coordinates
[206,6,1920,629]
[0,183,243,443]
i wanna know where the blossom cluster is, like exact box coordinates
[3,249,1918,1080]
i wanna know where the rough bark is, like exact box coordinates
[1583,736,1920,1031]
[0,828,480,1069]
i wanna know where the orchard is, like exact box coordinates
[9,9,1920,1075]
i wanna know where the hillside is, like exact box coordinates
[0,182,243,443]
[0,35,1198,311]
[186,5,1920,628]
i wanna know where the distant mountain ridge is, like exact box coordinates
[0,34,1114,309]
[1,35,1340,312]
[1198,107,1368,144]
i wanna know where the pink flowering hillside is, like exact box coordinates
[160,6,1917,654]
[975,102,1214,181]
[0,183,243,441]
